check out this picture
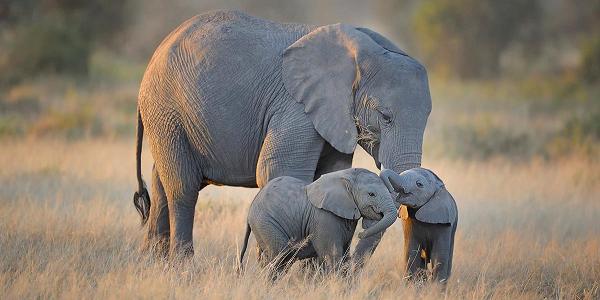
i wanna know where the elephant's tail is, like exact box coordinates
[238,223,252,274]
[133,108,150,226]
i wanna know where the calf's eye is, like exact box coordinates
[416,181,424,188]
[368,192,376,197]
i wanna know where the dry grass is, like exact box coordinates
[0,139,599,299]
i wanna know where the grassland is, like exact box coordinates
[0,71,599,299]
[0,137,598,299]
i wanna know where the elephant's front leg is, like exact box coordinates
[404,234,427,281]
[352,218,386,267]
[255,114,324,187]
[430,252,449,285]
[143,165,170,258]
[313,142,353,180]
[314,241,347,274]
[430,232,452,284]
[311,218,352,273]
[353,230,385,265]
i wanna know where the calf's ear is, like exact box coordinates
[415,188,457,224]
[307,173,361,220]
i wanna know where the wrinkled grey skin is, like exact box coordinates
[380,168,458,284]
[239,169,397,278]
[133,10,431,259]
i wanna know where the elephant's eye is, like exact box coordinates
[375,106,392,124]
[416,181,424,188]
[381,113,392,124]
[368,192,376,197]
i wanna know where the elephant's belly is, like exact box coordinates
[201,166,258,188]
[187,125,263,188]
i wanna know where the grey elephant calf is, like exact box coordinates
[380,167,458,284]
[239,168,397,277]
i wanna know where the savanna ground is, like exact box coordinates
[1,80,599,299]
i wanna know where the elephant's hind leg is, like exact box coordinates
[143,165,170,258]
[154,129,203,259]
[269,245,297,281]
[259,231,297,281]
[166,173,203,259]
[257,246,268,268]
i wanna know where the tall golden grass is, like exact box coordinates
[0,139,598,299]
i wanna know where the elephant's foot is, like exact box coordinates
[405,268,429,289]
[169,240,195,261]
[142,233,170,259]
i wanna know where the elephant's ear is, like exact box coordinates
[283,24,377,154]
[307,173,361,220]
[355,27,408,56]
[415,188,457,224]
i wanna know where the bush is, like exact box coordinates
[0,0,132,86]
[580,36,600,83]
[544,112,600,158]
[440,111,600,160]
[412,0,541,79]
[443,122,533,159]
[30,106,104,139]
[4,17,91,84]
[0,80,138,140]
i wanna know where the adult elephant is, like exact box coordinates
[133,10,431,259]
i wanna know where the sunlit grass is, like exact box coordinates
[0,140,598,299]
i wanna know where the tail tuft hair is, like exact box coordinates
[133,180,150,226]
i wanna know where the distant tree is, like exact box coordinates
[580,37,600,83]
[570,0,600,83]
[411,0,541,79]
[0,0,133,86]
[373,0,421,53]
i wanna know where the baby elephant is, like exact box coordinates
[380,167,458,284]
[239,168,397,277]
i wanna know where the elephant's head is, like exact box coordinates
[283,24,431,175]
[307,168,398,239]
[380,168,457,224]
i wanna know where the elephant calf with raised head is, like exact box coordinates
[239,168,397,278]
[380,167,458,284]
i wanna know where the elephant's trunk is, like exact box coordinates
[390,153,421,173]
[378,127,423,175]
[358,196,397,239]
[380,168,406,194]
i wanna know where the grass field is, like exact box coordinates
[0,138,598,299]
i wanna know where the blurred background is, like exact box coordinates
[0,0,598,161]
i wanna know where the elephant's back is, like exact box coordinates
[140,10,312,95]
[250,176,308,211]
[248,177,309,237]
